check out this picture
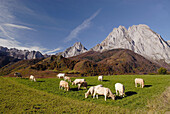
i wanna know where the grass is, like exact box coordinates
[0,75,170,113]
[13,75,170,109]
[0,77,131,113]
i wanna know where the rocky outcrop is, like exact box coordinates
[0,46,44,60]
[167,40,170,46]
[91,24,170,63]
[57,42,88,58]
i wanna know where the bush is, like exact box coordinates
[158,67,167,74]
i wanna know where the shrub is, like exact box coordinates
[158,67,167,74]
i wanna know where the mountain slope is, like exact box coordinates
[91,24,170,63]
[0,51,20,68]
[57,42,88,58]
[0,58,43,76]
[1,49,160,76]
[71,49,159,74]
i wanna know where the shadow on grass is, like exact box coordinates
[125,91,137,97]
[144,85,152,88]
[102,80,109,82]
[115,96,124,100]
[88,84,95,86]
[37,80,45,82]
[70,88,79,91]
[20,78,29,80]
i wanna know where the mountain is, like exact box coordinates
[167,40,170,46]
[0,46,44,60]
[1,49,160,76]
[0,51,20,68]
[91,24,170,63]
[57,42,88,58]
[70,49,159,75]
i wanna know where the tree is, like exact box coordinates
[158,67,167,74]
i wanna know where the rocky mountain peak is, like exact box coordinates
[73,42,87,51]
[91,24,170,63]
[57,42,88,58]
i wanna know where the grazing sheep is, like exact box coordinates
[135,78,144,88]
[14,72,22,78]
[85,84,103,98]
[59,80,69,91]
[115,83,125,97]
[64,76,71,82]
[72,79,85,85]
[57,73,65,79]
[78,81,87,90]
[98,75,103,81]
[93,86,115,101]
[29,75,36,82]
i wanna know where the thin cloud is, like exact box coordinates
[65,9,101,42]
[0,25,14,39]
[4,23,35,31]
[45,48,62,54]
[0,38,47,53]
[0,0,46,53]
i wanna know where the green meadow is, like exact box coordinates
[0,75,170,113]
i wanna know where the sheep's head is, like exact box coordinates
[85,93,88,98]
[109,94,115,100]
[72,82,75,85]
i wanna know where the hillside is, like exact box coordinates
[0,58,43,76]
[70,49,160,75]
[0,49,161,76]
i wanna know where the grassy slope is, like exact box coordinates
[12,75,170,112]
[0,75,169,113]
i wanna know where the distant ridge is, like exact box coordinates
[0,46,44,60]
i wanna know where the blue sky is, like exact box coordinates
[0,0,170,54]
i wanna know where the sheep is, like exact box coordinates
[59,80,69,91]
[29,75,36,82]
[78,81,87,90]
[85,84,103,98]
[64,76,71,82]
[115,83,125,97]
[93,86,115,101]
[98,75,103,81]
[14,72,22,78]
[135,78,144,88]
[57,73,65,79]
[72,79,85,85]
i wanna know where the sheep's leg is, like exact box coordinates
[96,94,98,99]
[142,83,144,88]
[105,94,107,101]
[123,93,125,97]
[135,83,137,87]
[116,90,118,95]
[93,92,96,99]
